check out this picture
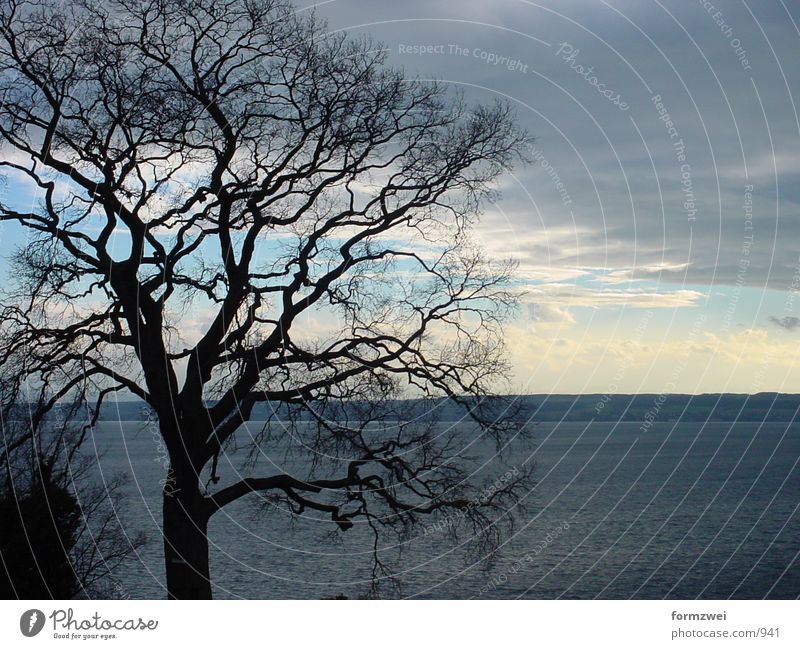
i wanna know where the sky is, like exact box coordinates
[2,0,799,395]
[285,0,800,394]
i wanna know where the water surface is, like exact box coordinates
[89,421,799,599]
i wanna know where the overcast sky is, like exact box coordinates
[2,0,799,394]
[285,0,800,394]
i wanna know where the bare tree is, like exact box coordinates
[0,0,533,598]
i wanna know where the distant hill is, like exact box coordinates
[92,393,800,423]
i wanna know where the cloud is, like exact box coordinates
[721,152,800,181]
[520,283,704,309]
[768,316,800,331]
[505,322,800,393]
[523,302,576,324]
[591,263,692,284]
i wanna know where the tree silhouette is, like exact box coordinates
[0,0,532,598]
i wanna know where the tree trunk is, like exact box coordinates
[163,478,212,599]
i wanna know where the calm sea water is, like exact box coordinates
[88,421,799,599]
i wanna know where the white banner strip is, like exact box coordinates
[1,600,797,648]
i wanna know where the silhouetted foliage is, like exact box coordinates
[0,466,81,598]
[0,398,146,598]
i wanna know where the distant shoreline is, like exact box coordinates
[78,393,800,424]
